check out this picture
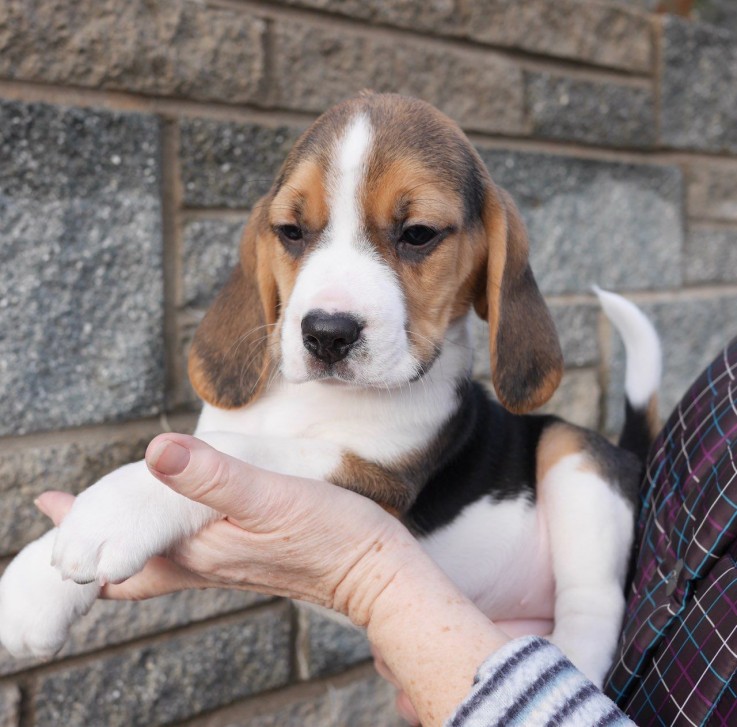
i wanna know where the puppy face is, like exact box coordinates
[269,100,487,387]
[189,93,562,413]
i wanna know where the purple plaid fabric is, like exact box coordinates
[605,337,737,725]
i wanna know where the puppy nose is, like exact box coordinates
[301,310,363,365]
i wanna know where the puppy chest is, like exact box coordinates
[418,497,555,621]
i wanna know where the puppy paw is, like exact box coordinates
[52,493,158,586]
[0,530,99,659]
[549,628,612,688]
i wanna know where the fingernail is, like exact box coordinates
[34,497,51,518]
[148,440,190,476]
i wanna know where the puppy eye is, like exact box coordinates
[400,225,437,247]
[277,224,303,242]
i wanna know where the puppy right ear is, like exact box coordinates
[188,199,278,409]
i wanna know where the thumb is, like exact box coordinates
[145,433,295,526]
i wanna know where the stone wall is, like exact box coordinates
[1,1,736,725]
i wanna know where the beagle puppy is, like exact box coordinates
[0,93,661,688]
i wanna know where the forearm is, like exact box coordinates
[359,539,510,727]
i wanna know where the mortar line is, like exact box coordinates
[211,0,654,81]
[173,660,378,726]
[0,599,286,683]
[2,79,737,165]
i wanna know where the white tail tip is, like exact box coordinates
[594,287,661,409]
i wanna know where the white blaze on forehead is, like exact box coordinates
[328,113,372,249]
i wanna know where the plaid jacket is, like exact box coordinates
[606,336,737,726]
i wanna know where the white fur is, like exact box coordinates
[280,114,422,387]
[420,497,555,622]
[594,287,661,409]
[541,453,635,687]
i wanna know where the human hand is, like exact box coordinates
[36,434,417,626]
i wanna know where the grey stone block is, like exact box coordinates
[274,0,458,34]
[605,295,737,432]
[686,163,737,221]
[185,669,404,727]
[548,302,601,368]
[696,0,737,34]
[0,100,165,435]
[183,219,246,309]
[0,429,158,557]
[526,73,656,148]
[660,17,737,153]
[268,20,525,135]
[180,120,302,209]
[0,586,265,676]
[462,0,653,73]
[478,149,683,294]
[296,604,371,679]
[33,605,292,727]
[685,227,737,284]
[0,0,265,104]
[0,685,19,727]
[538,368,600,430]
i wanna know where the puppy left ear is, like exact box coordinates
[474,185,563,414]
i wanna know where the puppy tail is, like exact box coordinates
[594,287,662,461]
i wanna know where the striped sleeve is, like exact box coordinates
[445,637,635,727]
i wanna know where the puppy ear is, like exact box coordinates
[474,185,563,414]
[188,200,277,409]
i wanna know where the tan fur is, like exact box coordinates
[536,424,588,483]
[331,452,418,514]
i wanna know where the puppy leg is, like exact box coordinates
[540,454,634,687]
[0,529,99,658]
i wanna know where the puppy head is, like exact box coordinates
[189,93,562,413]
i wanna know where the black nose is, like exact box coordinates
[301,310,363,365]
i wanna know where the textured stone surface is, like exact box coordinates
[0,101,164,435]
[548,302,601,368]
[605,295,737,432]
[0,429,157,556]
[185,669,404,727]
[526,73,655,148]
[660,17,737,152]
[296,605,371,679]
[686,163,737,221]
[0,685,19,727]
[538,368,600,430]
[697,0,737,33]
[268,21,525,134]
[479,149,683,294]
[0,587,266,676]
[684,227,737,284]
[0,0,265,103]
[275,0,458,33]
[183,218,246,308]
[180,120,301,209]
[33,606,291,727]
[462,0,653,73]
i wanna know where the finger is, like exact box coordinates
[145,433,320,528]
[100,556,212,601]
[396,690,421,726]
[34,491,76,526]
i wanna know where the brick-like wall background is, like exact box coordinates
[1,1,736,725]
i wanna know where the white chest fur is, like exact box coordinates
[419,496,555,623]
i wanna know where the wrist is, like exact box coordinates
[330,519,420,628]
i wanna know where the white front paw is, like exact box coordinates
[50,461,214,586]
[52,481,161,585]
[0,530,99,659]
